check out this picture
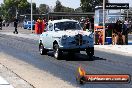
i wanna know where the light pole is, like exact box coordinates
[16,8,18,19]
[14,0,19,19]
[31,0,33,33]
[103,0,105,45]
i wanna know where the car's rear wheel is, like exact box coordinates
[53,44,62,60]
[39,44,47,55]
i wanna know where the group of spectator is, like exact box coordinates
[0,16,18,34]
[35,17,47,34]
[80,17,131,45]
[80,17,94,32]
[112,18,131,45]
[0,16,131,45]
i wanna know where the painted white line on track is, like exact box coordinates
[0,76,14,88]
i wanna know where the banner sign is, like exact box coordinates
[105,3,129,9]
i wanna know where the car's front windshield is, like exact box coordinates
[54,21,82,31]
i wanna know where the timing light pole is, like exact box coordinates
[103,0,105,45]
[31,0,33,33]
[16,8,18,19]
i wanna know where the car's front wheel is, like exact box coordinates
[39,44,48,55]
[53,44,62,60]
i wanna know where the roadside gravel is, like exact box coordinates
[0,27,77,88]
[0,52,76,88]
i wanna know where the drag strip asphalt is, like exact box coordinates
[0,34,132,88]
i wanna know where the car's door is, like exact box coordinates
[40,26,48,47]
[45,23,54,49]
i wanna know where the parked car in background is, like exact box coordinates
[23,21,35,29]
[39,19,94,60]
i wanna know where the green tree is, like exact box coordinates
[32,3,37,14]
[54,0,63,12]
[3,0,30,21]
[63,7,74,12]
[75,7,82,13]
[25,2,37,14]
[18,0,30,14]
[0,4,4,16]
[54,0,75,12]
[4,0,18,18]
[36,7,39,14]
[39,4,49,14]
[80,0,109,12]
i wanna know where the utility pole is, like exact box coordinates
[103,0,105,45]
[16,8,18,19]
[15,0,19,19]
[127,9,129,19]
[31,0,33,33]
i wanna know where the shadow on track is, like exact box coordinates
[47,52,106,61]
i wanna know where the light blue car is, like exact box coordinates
[39,19,94,60]
[23,21,35,29]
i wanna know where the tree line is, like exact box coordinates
[0,0,107,22]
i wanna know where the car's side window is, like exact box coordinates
[48,23,53,31]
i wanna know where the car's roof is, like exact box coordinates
[48,19,78,24]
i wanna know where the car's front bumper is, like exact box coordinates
[59,45,94,52]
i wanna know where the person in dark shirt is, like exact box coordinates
[114,20,122,44]
[13,18,18,34]
[121,21,127,44]
[0,17,3,30]
[83,18,90,31]
[114,20,127,45]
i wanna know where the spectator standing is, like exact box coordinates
[0,17,3,30]
[13,17,18,34]
[37,18,42,34]
[43,18,47,32]
[90,17,94,32]
[95,31,99,45]
[84,17,90,31]
[98,31,103,45]
[129,21,132,33]
[49,17,53,21]
[122,21,127,45]
[114,20,122,44]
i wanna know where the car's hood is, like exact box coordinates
[55,30,91,37]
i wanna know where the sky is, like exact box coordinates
[29,0,81,9]
[0,0,80,9]
[0,0,132,9]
